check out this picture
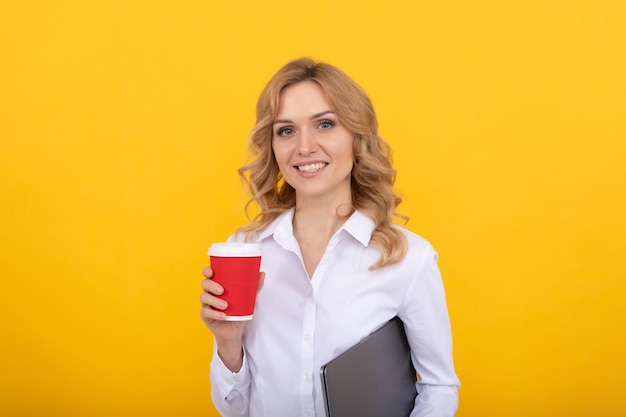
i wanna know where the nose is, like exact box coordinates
[297,128,317,155]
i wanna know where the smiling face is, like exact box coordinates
[272,81,355,207]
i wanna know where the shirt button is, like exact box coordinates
[304,332,311,341]
[304,410,312,417]
[307,290,313,299]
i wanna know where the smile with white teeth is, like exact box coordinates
[297,162,327,172]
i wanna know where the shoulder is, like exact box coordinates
[394,225,439,265]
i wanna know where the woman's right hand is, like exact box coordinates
[199,266,264,372]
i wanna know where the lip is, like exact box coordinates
[293,160,328,167]
[293,160,328,177]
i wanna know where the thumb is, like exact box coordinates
[257,272,266,294]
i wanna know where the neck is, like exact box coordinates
[292,201,354,244]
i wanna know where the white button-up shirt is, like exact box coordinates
[210,209,460,417]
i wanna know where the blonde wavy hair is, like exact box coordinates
[238,57,408,269]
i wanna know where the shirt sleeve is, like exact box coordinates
[400,244,461,417]
[209,343,252,417]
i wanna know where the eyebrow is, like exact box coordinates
[273,110,335,125]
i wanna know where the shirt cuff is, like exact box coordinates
[210,345,251,412]
[412,384,459,417]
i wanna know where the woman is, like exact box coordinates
[200,57,460,416]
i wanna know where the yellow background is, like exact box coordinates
[1,1,625,416]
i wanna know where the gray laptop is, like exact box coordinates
[320,317,418,417]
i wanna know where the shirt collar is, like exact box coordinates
[256,207,376,247]
[256,209,295,243]
[340,209,376,247]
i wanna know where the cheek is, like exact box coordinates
[339,141,355,165]
[271,146,290,172]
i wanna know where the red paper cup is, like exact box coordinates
[208,243,262,321]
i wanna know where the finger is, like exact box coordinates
[200,305,227,321]
[201,266,214,279]
[200,292,228,311]
[201,278,224,295]
[257,272,266,293]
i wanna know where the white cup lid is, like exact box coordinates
[208,242,262,257]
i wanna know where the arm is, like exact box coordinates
[209,343,251,417]
[400,247,460,417]
[200,267,264,416]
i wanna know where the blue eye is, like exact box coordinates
[277,127,294,137]
[319,120,334,129]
